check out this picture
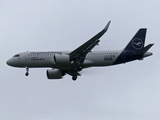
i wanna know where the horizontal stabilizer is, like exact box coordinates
[135,43,154,55]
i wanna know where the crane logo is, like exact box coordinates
[132,38,143,50]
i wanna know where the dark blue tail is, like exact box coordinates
[124,28,147,52]
[114,29,147,65]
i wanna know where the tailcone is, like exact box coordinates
[143,52,153,58]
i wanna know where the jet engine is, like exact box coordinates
[54,54,70,64]
[46,69,63,79]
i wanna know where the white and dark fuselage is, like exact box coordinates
[6,21,154,80]
[7,50,152,69]
[7,50,122,69]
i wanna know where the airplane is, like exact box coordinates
[6,21,154,80]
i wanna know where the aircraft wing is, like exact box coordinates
[70,21,111,63]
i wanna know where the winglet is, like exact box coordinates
[104,21,111,31]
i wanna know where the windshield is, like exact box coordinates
[13,54,20,57]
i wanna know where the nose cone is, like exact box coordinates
[7,59,11,66]
[6,59,15,67]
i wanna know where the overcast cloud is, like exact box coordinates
[0,0,160,120]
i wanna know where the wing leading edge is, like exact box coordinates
[70,21,111,63]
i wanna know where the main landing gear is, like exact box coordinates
[25,67,29,76]
[72,75,77,81]
[77,65,82,71]
[72,65,82,81]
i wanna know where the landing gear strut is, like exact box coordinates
[72,75,77,81]
[25,67,29,76]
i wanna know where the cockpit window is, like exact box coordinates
[13,54,20,57]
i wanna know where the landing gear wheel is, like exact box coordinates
[77,65,82,71]
[72,76,77,81]
[25,67,29,76]
[25,72,29,76]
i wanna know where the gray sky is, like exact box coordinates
[1,0,160,120]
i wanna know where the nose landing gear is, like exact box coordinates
[25,67,29,76]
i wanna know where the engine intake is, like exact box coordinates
[46,69,63,79]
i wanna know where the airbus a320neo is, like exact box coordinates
[7,21,154,80]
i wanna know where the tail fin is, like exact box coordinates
[124,29,147,52]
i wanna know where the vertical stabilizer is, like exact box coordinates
[114,28,148,64]
[124,29,147,52]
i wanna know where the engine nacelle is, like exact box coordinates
[46,69,63,79]
[54,54,70,64]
